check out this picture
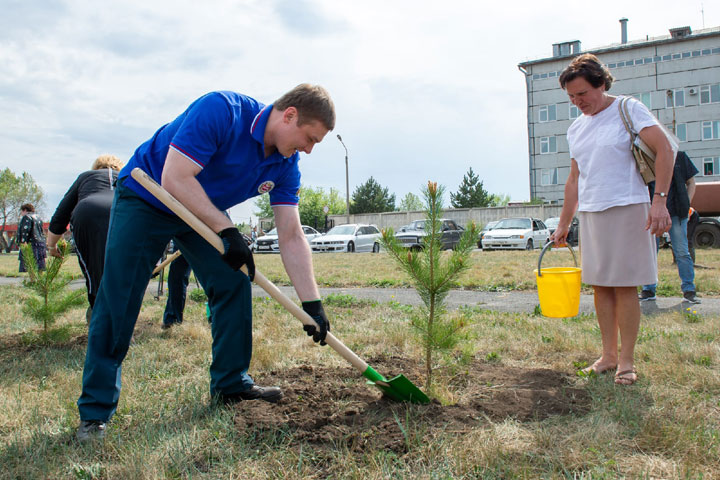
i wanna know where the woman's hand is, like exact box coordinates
[646,199,671,236]
[48,245,63,258]
[549,225,569,246]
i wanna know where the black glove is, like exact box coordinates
[219,227,255,280]
[302,300,330,346]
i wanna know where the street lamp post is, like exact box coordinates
[337,134,350,224]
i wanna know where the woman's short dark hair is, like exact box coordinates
[20,203,35,213]
[559,53,614,91]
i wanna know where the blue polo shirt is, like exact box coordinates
[119,91,301,214]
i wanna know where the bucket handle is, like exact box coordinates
[537,241,577,277]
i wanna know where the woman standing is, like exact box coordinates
[18,203,47,272]
[46,155,124,321]
[550,54,674,386]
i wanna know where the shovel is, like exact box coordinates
[151,249,182,276]
[131,168,430,404]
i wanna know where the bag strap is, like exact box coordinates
[617,96,636,139]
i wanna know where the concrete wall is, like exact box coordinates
[264,204,564,231]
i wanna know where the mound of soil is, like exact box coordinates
[232,356,591,453]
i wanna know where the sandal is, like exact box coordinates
[614,369,638,385]
[581,361,617,375]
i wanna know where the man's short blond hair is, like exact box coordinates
[92,154,124,171]
[274,84,335,130]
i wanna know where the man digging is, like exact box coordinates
[76,84,333,442]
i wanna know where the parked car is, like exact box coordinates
[477,220,499,249]
[310,224,381,253]
[254,225,322,253]
[544,217,579,246]
[394,218,464,250]
[481,217,550,250]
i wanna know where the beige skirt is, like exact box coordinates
[578,203,657,287]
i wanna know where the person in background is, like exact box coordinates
[76,84,335,442]
[687,207,699,264]
[550,54,674,386]
[46,155,124,323]
[639,151,700,304]
[18,203,47,272]
[160,240,193,330]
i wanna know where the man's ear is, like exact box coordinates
[282,106,298,124]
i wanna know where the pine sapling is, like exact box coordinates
[21,241,85,332]
[381,181,477,394]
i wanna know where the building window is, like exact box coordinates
[675,123,687,142]
[538,104,557,123]
[569,104,580,119]
[541,168,558,185]
[633,92,652,109]
[702,121,720,140]
[540,136,557,154]
[700,84,720,104]
[703,157,719,176]
[666,89,685,107]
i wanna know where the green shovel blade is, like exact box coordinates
[362,366,430,404]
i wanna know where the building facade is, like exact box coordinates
[518,23,720,203]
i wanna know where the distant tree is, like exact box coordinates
[0,168,44,252]
[298,186,346,227]
[397,192,423,212]
[253,185,346,227]
[253,194,273,219]
[350,177,395,214]
[450,167,491,208]
[488,193,511,207]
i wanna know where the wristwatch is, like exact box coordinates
[654,192,667,198]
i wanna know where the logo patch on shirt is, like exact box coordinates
[258,181,275,194]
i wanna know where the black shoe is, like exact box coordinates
[639,290,656,301]
[218,385,283,404]
[76,420,106,442]
[683,291,701,304]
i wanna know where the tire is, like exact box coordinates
[525,239,534,250]
[694,224,720,248]
[372,242,380,253]
[347,241,355,253]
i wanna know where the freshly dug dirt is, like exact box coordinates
[232,356,591,453]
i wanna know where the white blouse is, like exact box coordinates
[567,96,659,212]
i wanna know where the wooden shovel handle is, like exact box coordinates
[130,168,370,374]
[151,249,182,276]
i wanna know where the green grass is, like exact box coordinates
[2,247,719,296]
[0,250,719,478]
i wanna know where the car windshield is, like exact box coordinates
[494,218,531,229]
[409,221,426,230]
[326,225,357,235]
[264,228,277,236]
[482,221,498,232]
[544,218,560,228]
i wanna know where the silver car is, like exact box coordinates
[481,217,550,250]
[254,225,322,253]
[311,224,381,253]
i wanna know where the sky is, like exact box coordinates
[1,0,717,224]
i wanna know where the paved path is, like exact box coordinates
[3,276,717,317]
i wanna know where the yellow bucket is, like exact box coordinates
[534,242,581,318]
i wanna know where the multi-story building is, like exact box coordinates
[518,21,720,203]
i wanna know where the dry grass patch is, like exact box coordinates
[0,257,719,477]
